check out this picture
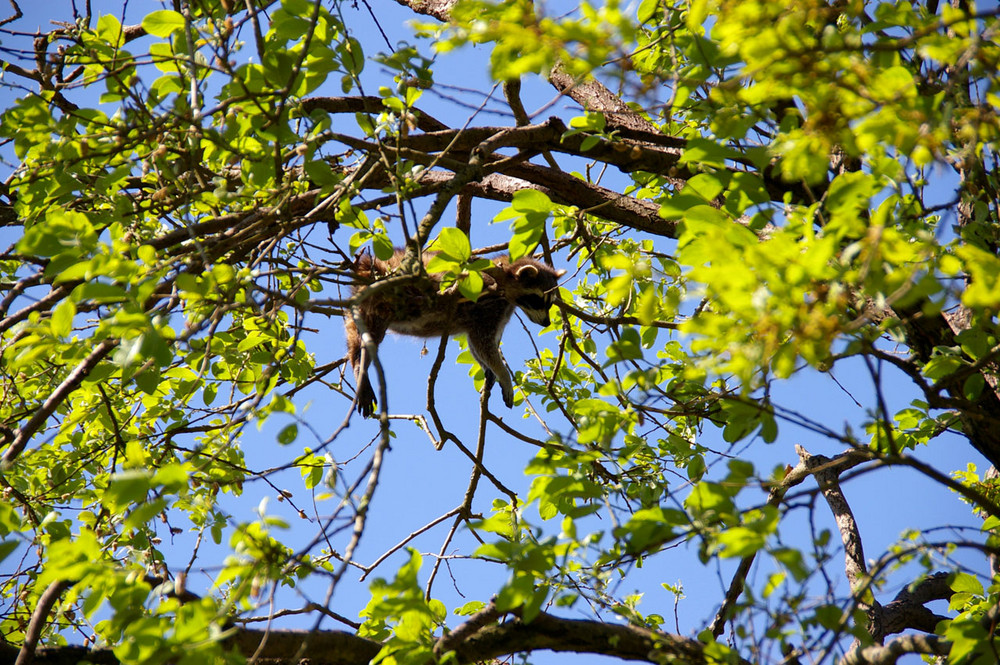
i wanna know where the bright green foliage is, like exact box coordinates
[433,0,636,78]
[360,550,447,665]
[494,189,562,260]
[426,228,493,301]
[2,0,1000,664]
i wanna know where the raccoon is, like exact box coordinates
[345,249,564,417]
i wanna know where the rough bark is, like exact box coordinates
[0,613,744,665]
[898,305,1000,468]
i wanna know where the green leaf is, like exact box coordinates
[457,271,484,302]
[0,501,23,536]
[455,600,486,616]
[153,464,189,493]
[142,10,185,38]
[637,0,658,23]
[922,354,963,381]
[338,37,365,76]
[434,227,471,262]
[373,233,395,260]
[679,138,743,168]
[277,424,299,445]
[0,540,19,564]
[685,173,727,202]
[18,211,97,258]
[96,14,125,46]
[687,0,709,30]
[659,193,709,220]
[950,572,984,596]
[425,254,461,275]
[606,328,644,364]
[812,604,846,631]
[137,245,157,265]
[72,282,128,304]
[103,471,153,513]
[773,547,809,581]
[945,618,992,664]
[125,498,168,530]
[509,214,545,260]
[568,112,606,133]
[511,189,553,214]
[50,299,76,337]
[716,526,765,558]
[685,481,735,520]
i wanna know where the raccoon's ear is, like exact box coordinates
[514,264,540,279]
[555,268,566,278]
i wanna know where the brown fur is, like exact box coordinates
[345,249,563,417]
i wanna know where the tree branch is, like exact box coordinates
[711,447,876,637]
[798,445,884,641]
[14,580,72,665]
[301,95,449,132]
[446,612,749,665]
[0,615,748,665]
[839,633,948,665]
[880,572,951,635]
[1,338,118,469]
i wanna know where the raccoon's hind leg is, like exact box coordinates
[345,314,386,417]
[468,334,514,408]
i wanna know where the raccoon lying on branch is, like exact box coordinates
[345,249,564,418]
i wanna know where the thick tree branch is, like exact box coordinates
[711,447,876,637]
[443,612,747,665]
[389,0,455,21]
[548,62,663,135]
[0,615,746,665]
[14,580,72,665]
[800,447,869,596]
[369,166,673,237]
[898,302,1000,468]
[789,456,955,648]
[839,633,948,665]
[394,117,689,177]
[799,445,884,641]
[880,572,951,635]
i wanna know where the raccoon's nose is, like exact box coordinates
[517,294,554,326]
[526,308,551,327]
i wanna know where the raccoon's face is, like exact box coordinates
[508,259,565,327]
